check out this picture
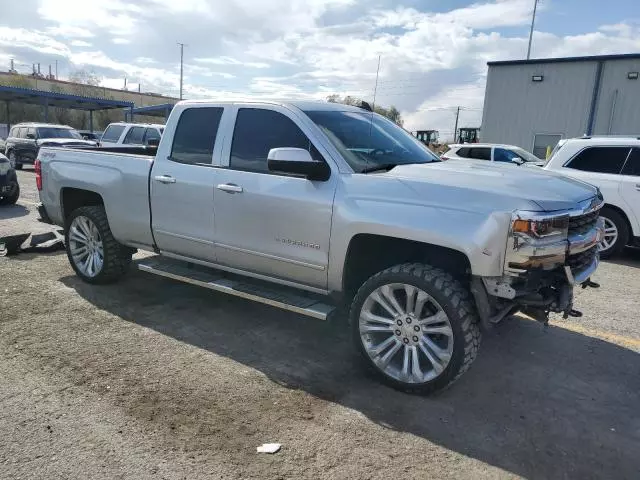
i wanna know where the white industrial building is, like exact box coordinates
[481,53,640,158]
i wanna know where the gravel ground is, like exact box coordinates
[1,169,639,479]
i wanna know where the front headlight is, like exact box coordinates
[0,160,10,175]
[511,212,569,240]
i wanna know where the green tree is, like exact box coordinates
[325,95,404,126]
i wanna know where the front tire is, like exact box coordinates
[350,263,481,394]
[0,174,19,205]
[65,206,132,284]
[598,207,629,259]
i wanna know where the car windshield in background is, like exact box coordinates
[37,128,83,139]
[512,147,541,163]
[304,110,440,173]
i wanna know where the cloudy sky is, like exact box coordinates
[1,0,639,138]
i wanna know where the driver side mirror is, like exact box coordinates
[26,133,36,140]
[511,156,524,165]
[267,148,330,181]
[146,138,160,147]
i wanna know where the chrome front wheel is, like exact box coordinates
[68,215,104,278]
[350,264,481,394]
[359,283,454,384]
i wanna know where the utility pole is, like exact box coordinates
[55,60,58,79]
[177,42,187,100]
[527,0,539,60]
[453,106,460,143]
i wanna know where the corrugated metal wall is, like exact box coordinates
[592,59,640,135]
[481,62,597,151]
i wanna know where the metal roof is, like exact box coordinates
[129,102,175,117]
[0,85,134,110]
[488,53,640,67]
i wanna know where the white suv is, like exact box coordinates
[442,143,543,165]
[100,122,164,147]
[544,136,640,257]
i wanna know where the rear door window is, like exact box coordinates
[468,147,491,160]
[123,126,146,145]
[170,107,224,165]
[143,128,161,144]
[101,125,126,143]
[621,148,640,176]
[566,147,630,174]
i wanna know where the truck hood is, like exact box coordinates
[37,138,96,147]
[381,159,598,212]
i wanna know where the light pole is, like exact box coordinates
[177,42,187,100]
[526,0,539,60]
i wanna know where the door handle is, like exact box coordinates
[217,183,243,193]
[635,184,640,191]
[154,175,176,184]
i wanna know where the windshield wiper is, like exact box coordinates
[360,163,399,174]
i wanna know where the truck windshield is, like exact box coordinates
[304,110,440,173]
[37,128,83,139]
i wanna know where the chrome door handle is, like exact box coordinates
[635,184,640,191]
[217,183,243,193]
[154,175,176,184]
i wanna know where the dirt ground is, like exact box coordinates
[1,169,639,479]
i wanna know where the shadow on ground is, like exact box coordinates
[605,247,640,269]
[61,269,640,480]
[0,204,29,220]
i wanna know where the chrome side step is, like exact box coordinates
[137,256,335,320]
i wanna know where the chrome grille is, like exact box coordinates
[567,246,598,271]
[569,210,600,236]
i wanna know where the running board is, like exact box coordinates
[137,256,335,320]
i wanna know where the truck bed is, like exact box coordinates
[38,147,156,250]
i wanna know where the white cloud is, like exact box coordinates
[0,0,638,138]
[70,39,91,47]
[194,56,270,68]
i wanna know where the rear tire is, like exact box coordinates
[349,263,481,394]
[65,206,132,284]
[598,207,629,259]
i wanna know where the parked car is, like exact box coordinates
[0,153,19,205]
[442,143,544,165]
[5,123,96,170]
[37,100,603,394]
[544,136,640,258]
[78,130,103,142]
[99,122,164,147]
[0,137,6,154]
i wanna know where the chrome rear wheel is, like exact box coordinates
[69,215,104,278]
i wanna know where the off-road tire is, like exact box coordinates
[599,207,629,259]
[349,263,481,394]
[65,205,132,284]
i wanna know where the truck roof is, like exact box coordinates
[12,122,74,129]
[178,99,369,113]
[107,122,166,128]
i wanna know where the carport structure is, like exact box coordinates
[0,85,134,132]
[124,102,175,122]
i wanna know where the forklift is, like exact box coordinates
[415,130,439,145]
[457,127,480,144]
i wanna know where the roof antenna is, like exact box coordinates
[367,55,382,155]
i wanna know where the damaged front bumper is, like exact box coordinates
[472,204,605,328]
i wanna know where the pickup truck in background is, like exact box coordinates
[99,122,164,148]
[37,100,604,394]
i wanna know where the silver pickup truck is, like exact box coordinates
[37,100,604,393]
